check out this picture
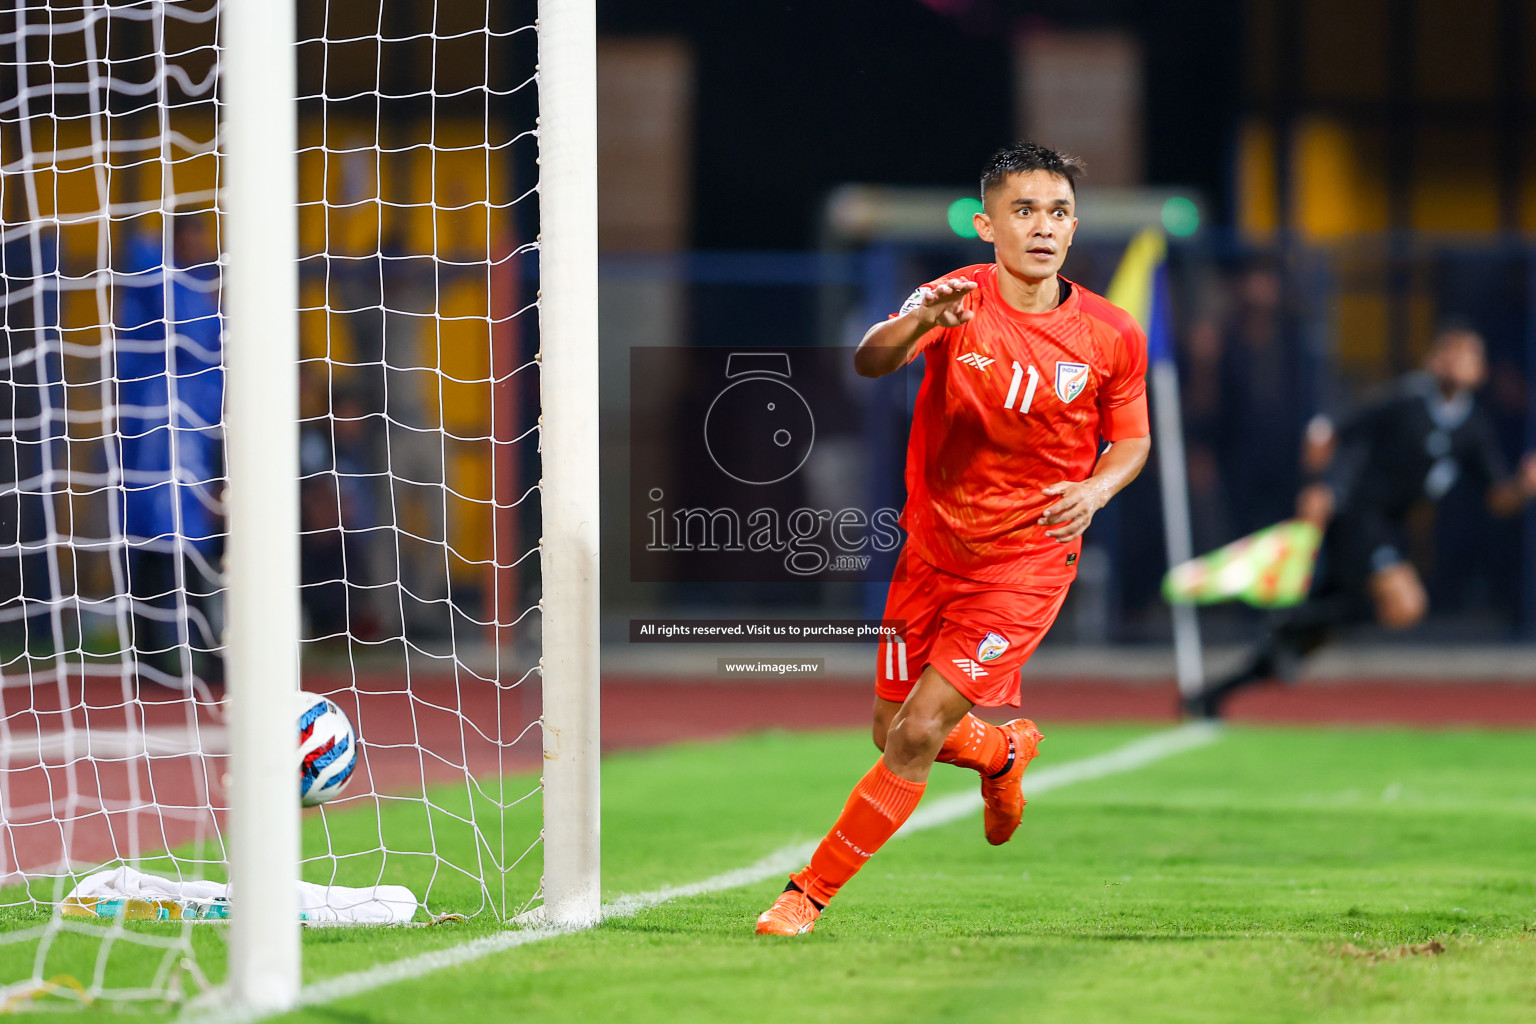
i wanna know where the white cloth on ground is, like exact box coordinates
[64,865,418,925]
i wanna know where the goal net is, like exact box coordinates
[0,0,587,1012]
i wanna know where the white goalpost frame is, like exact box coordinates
[534,0,601,929]
[224,0,301,1011]
[197,0,599,1006]
[0,0,580,1010]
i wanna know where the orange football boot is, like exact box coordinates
[755,879,822,935]
[980,718,1044,846]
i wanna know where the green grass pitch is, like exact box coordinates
[4,723,1535,1022]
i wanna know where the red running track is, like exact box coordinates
[5,671,1534,880]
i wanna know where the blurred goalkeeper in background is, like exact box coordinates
[116,213,225,689]
[1185,323,1536,719]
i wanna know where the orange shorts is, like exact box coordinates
[876,547,1070,708]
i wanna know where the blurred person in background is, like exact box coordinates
[299,387,386,641]
[299,471,348,640]
[1214,257,1305,535]
[0,207,59,656]
[1179,317,1234,554]
[115,213,225,688]
[1185,323,1536,719]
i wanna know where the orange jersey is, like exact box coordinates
[895,264,1149,585]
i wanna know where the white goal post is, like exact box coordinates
[0,0,597,1010]
[223,0,301,1011]
[531,0,601,931]
[227,0,601,1011]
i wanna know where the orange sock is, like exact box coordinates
[794,759,924,907]
[936,713,1011,776]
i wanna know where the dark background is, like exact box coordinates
[599,0,1241,249]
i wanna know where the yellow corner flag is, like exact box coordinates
[1104,227,1166,333]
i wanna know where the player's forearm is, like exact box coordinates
[1037,434,1150,542]
[854,314,935,378]
[1084,435,1150,507]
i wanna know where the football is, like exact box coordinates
[297,691,358,807]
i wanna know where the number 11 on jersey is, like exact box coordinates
[1004,361,1041,413]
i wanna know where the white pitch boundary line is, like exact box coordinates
[2,726,229,766]
[183,722,1220,1024]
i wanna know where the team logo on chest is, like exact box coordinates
[1054,361,1090,404]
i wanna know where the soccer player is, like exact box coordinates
[1183,323,1536,719]
[755,142,1152,935]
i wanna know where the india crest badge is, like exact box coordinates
[1054,361,1090,404]
[976,631,1009,663]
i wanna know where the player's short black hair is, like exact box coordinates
[980,142,1086,202]
[1432,316,1482,343]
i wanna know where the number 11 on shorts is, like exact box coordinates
[1004,361,1040,413]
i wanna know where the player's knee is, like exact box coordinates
[885,711,946,763]
[871,701,897,752]
[1374,581,1426,629]
[1371,565,1427,631]
[1378,587,1426,629]
[884,727,927,767]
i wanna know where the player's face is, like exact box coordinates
[1429,332,1487,393]
[975,171,1077,283]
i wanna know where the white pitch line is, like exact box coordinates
[182,722,1221,1024]
[2,726,228,766]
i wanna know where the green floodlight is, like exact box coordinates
[1160,196,1200,238]
[947,196,983,238]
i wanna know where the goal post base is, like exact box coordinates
[511,898,602,931]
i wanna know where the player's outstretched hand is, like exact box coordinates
[1038,479,1110,542]
[911,277,977,329]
